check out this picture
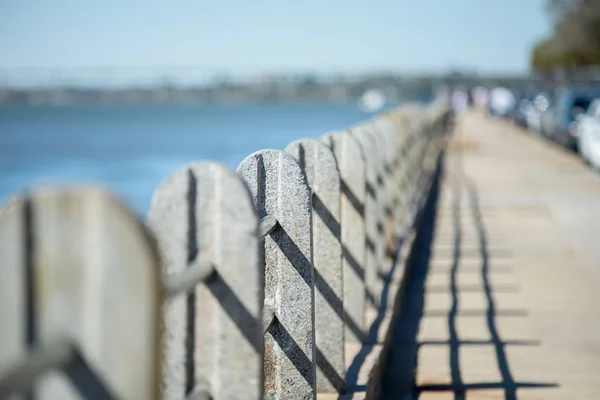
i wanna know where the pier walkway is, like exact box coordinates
[381,111,600,399]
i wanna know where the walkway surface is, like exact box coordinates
[381,111,600,399]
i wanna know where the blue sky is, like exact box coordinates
[0,0,550,86]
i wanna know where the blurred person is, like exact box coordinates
[472,86,490,110]
[451,88,469,114]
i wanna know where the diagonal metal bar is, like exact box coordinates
[259,216,279,334]
[185,387,213,400]
[0,338,117,400]
[262,304,276,334]
[259,214,278,240]
[166,214,278,300]
[165,261,215,299]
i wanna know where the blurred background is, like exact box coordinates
[1,0,598,214]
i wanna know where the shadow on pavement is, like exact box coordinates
[379,149,559,399]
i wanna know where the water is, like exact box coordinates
[0,103,388,215]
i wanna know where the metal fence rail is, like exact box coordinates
[0,99,451,399]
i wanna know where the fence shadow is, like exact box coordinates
[377,152,443,399]
[379,151,559,399]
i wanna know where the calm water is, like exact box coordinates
[0,103,389,215]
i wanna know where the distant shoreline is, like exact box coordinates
[0,72,545,107]
[0,97,363,107]
[0,87,432,107]
[0,75,448,107]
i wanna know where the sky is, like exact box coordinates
[0,0,551,87]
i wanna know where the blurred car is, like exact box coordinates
[526,92,551,134]
[511,91,536,128]
[549,87,600,150]
[576,99,600,168]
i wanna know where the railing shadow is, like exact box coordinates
[379,150,559,399]
[342,232,407,396]
[447,175,465,399]
[378,152,444,399]
[415,177,558,399]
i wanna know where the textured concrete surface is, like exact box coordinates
[148,162,261,400]
[351,125,385,311]
[373,117,404,268]
[322,132,367,344]
[238,150,316,400]
[331,141,443,400]
[0,188,162,400]
[286,139,345,394]
[316,256,407,400]
[381,112,600,399]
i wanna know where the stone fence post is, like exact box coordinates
[321,132,367,345]
[349,125,381,310]
[237,150,316,400]
[372,116,403,259]
[0,188,162,400]
[285,138,344,394]
[148,162,263,400]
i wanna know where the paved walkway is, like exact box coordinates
[381,112,600,399]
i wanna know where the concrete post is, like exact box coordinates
[148,162,262,400]
[350,124,385,308]
[0,188,162,400]
[321,132,367,344]
[285,139,345,394]
[237,150,316,400]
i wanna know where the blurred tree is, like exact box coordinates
[532,0,600,71]
[546,0,577,24]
